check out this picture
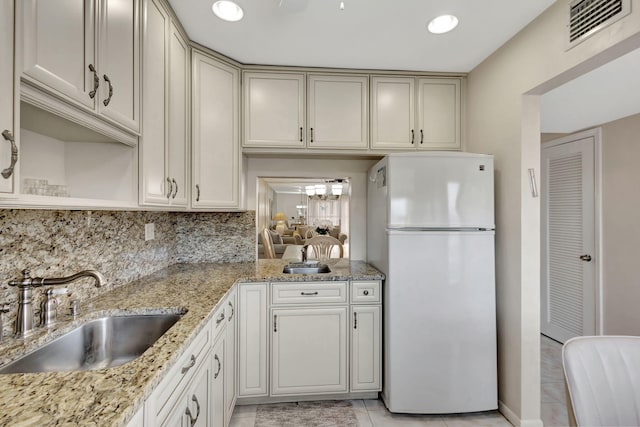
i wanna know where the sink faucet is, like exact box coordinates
[301,245,309,262]
[8,268,105,337]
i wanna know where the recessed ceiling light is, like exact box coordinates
[212,0,244,22]
[427,14,459,34]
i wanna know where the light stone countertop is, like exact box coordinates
[0,259,384,427]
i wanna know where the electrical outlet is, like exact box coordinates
[144,223,155,241]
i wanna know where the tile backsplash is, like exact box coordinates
[0,209,255,337]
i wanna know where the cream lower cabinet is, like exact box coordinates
[271,307,348,395]
[224,288,237,426]
[0,0,15,194]
[371,76,461,150]
[191,50,241,210]
[211,332,226,427]
[351,306,381,391]
[238,283,269,397]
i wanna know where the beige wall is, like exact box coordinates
[466,1,640,425]
[601,113,640,334]
[246,157,379,260]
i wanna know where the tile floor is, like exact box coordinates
[230,335,569,427]
[230,399,512,426]
[540,335,570,427]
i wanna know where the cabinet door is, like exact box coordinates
[308,74,368,149]
[271,307,348,395]
[243,72,305,148]
[371,76,415,149]
[224,289,237,426]
[238,283,269,397]
[0,0,15,194]
[416,78,461,149]
[140,0,168,205]
[351,306,381,391]
[21,0,96,109]
[97,0,140,132]
[211,335,225,427]
[191,51,240,209]
[167,22,189,207]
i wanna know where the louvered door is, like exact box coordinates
[541,136,595,343]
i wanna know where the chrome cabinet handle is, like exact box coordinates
[102,74,113,106]
[88,64,99,99]
[166,177,173,199]
[299,127,303,142]
[228,301,234,321]
[172,179,178,199]
[410,129,414,144]
[273,314,277,332]
[185,394,201,426]
[420,129,424,144]
[1,130,18,179]
[300,291,318,296]
[354,312,358,329]
[216,312,225,325]
[310,127,314,142]
[214,354,222,379]
[195,184,200,202]
[181,354,196,374]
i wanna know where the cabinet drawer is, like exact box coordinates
[272,282,347,305]
[153,321,211,420]
[351,281,381,304]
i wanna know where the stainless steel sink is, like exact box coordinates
[283,262,331,274]
[0,313,182,374]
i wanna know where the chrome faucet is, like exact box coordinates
[301,245,309,263]
[8,268,104,337]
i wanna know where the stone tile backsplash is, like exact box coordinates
[0,209,255,337]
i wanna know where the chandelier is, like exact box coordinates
[306,182,342,200]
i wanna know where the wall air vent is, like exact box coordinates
[568,0,631,48]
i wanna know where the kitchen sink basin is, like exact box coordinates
[283,262,331,274]
[0,313,183,374]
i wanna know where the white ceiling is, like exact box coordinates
[167,0,554,72]
[541,47,640,133]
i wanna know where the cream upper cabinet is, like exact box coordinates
[19,0,140,133]
[140,0,188,207]
[416,78,461,149]
[243,72,305,148]
[191,50,241,210]
[370,76,415,149]
[0,0,16,194]
[308,74,369,149]
[371,76,461,150]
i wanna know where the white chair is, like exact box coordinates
[562,336,640,426]
[306,235,344,259]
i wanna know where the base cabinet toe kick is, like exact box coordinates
[237,280,382,405]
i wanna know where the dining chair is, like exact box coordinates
[261,227,277,259]
[306,235,344,259]
[562,335,640,426]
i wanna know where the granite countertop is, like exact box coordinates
[0,259,383,427]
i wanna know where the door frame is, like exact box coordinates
[541,127,603,336]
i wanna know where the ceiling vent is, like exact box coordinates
[568,0,631,48]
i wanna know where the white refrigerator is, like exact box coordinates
[367,152,497,414]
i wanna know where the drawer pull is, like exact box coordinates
[185,394,200,426]
[181,354,196,374]
[300,291,319,296]
[228,301,234,321]
[216,312,225,325]
[214,354,222,379]
[363,290,369,296]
